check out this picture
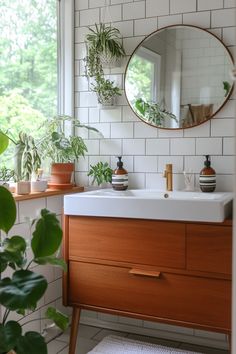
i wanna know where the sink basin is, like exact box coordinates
[64,189,233,222]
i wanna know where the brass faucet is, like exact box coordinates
[163,164,173,191]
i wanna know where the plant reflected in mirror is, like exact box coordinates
[135,98,177,127]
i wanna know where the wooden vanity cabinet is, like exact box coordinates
[63,216,232,354]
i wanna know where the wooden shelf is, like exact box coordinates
[13,186,84,201]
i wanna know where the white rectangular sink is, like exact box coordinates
[64,189,233,222]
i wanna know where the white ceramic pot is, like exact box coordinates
[31,180,48,193]
[16,181,31,195]
[8,183,16,193]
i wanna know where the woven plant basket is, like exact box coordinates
[97,95,116,109]
[99,52,121,68]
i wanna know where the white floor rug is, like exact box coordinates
[87,335,201,354]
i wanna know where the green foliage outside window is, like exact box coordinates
[126,55,153,103]
[0,0,57,168]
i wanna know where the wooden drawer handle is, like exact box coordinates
[129,268,161,278]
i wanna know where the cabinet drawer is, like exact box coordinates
[68,217,185,269]
[187,224,232,275]
[69,261,231,331]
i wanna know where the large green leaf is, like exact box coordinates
[0,270,47,311]
[4,236,27,254]
[0,321,22,353]
[35,256,67,272]
[2,236,27,268]
[45,307,69,331]
[0,250,25,272]
[0,131,9,155]
[0,253,8,272]
[0,186,17,233]
[31,209,62,258]
[16,331,47,354]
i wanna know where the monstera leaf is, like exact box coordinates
[0,186,17,233]
[15,331,47,354]
[45,307,69,331]
[0,236,27,271]
[0,270,47,311]
[31,209,62,258]
[0,321,22,353]
[35,256,67,272]
[4,236,27,254]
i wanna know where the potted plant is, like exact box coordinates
[85,23,126,76]
[91,76,122,107]
[39,116,100,190]
[31,168,48,193]
[88,161,113,188]
[17,132,41,194]
[3,131,41,195]
[0,132,69,354]
[0,166,16,189]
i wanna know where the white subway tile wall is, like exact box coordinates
[75,0,235,190]
[224,0,236,7]
[73,3,236,186]
[146,0,169,17]
[74,0,235,348]
[170,0,197,14]
[183,11,211,28]
[197,0,223,11]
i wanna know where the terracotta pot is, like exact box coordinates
[48,163,74,190]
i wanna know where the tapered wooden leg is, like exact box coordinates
[69,307,81,354]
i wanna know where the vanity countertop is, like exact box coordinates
[64,189,233,223]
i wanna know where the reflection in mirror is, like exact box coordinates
[125,25,234,129]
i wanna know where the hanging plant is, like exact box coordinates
[84,23,126,76]
[91,75,122,107]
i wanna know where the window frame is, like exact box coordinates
[57,0,74,124]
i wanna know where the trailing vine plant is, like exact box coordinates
[84,23,125,78]
[84,23,125,106]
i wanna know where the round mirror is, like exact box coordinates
[125,25,234,129]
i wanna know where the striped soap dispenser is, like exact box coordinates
[199,155,216,192]
[112,156,128,191]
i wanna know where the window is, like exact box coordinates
[126,47,161,104]
[0,0,74,168]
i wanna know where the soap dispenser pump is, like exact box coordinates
[112,156,128,191]
[199,155,216,192]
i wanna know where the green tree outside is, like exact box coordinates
[126,54,153,103]
[0,0,57,168]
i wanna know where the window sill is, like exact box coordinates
[13,186,84,201]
